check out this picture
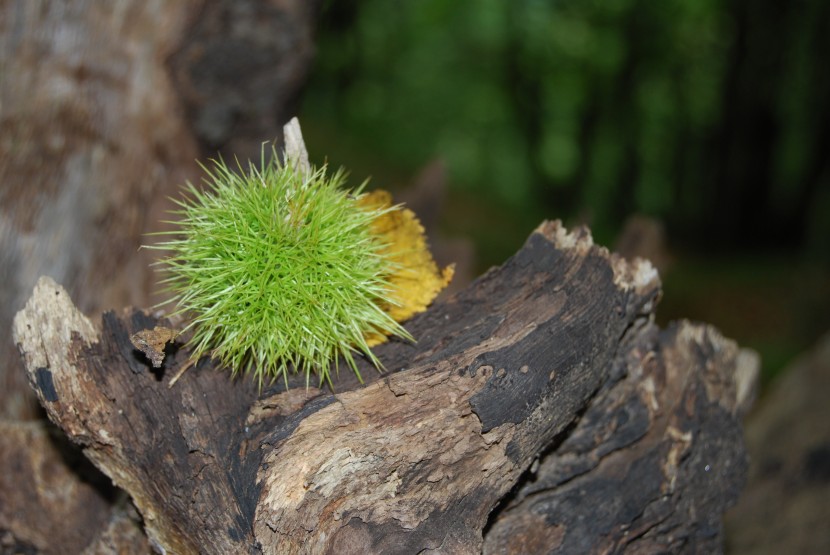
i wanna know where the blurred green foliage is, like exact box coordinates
[304,0,829,255]
[301,0,830,385]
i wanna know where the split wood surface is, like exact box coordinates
[10,221,757,554]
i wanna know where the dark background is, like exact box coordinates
[298,0,830,387]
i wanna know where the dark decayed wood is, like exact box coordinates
[11,221,756,554]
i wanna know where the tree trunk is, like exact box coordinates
[10,221,757,554]
[0,0,319,422]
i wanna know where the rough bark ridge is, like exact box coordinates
[11,221,755,554]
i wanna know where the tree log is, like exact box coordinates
[11,221,756,554]
[0,0,319,421]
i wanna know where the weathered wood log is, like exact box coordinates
[0,0,319,421]
[725,332,830,554]
[483,323,757,554]
[0,419,147,554]
[11,221,756,554]
[168,0,319,163]
[0,0,202,421]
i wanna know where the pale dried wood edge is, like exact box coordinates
[282,116,311,177]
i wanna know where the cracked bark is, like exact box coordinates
[11,221,756,554]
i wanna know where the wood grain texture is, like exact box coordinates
[12,221,754,554]
[483,322,753,554]
[0,0,319,422]
[0,421,111,554]
[168,0,321,162]
[0,0,201,420]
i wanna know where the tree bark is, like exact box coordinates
[0,0,319,422]
[11,221,756,554]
